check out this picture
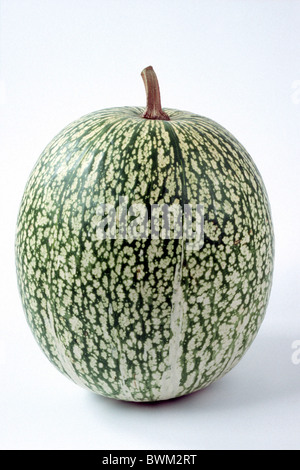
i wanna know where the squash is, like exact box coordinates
[16,66,274,401]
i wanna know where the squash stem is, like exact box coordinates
[141,66,170,121]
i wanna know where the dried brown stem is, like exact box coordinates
[141,66,170,121]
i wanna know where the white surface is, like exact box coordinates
[0,0,299,450]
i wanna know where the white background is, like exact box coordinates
[0,0,299,450]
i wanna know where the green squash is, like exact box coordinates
[16,67,274,401]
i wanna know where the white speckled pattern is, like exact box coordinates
[16,107,274,401]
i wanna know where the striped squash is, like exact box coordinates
[16,67,274,401]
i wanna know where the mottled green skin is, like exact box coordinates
[16,107,274,401]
